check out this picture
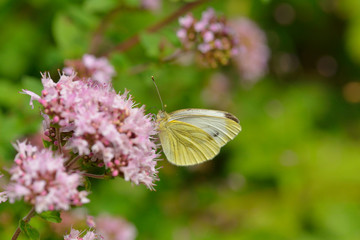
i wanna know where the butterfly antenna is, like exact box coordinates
[152,76,164,111]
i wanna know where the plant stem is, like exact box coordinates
[65,155,82,170]
[89,5,145,55]
[105,0,210,55]
[11,207,36,240]
[55,127,62,154]
[82,173,106,179]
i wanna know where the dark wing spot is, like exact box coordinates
[213,131,219,137]
[225,113,240,123]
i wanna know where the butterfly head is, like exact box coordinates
[156,110,168,122]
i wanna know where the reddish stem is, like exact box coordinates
[11,207,36,240]
[105,0,210,56]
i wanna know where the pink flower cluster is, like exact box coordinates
[64,54,115,86]
[64,228,103,240]
[22,72,159,189]
[5,141,89,213]
[177,8,239,67]
[230,18,270,82]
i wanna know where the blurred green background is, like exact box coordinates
[1,0,360,239]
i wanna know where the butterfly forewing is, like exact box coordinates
[168,109,241,147]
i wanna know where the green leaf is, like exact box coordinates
[0,80,22,108]
[38,211,62,223]
[19,220,40,240]
[139,32,162,58]
[42,139,51,148]
[84,0,118,13]
[124,0,140,7]
[53,13,88,58]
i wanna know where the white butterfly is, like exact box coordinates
[156,108,242,166]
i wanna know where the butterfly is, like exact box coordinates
[156,108,242,166]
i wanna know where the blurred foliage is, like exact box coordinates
[1,0,360,239]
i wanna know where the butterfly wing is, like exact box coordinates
[158,120,220,166]
[168,109,242,147]
[157,109,241,166]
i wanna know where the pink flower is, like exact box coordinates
[66,89,159,189]
[194,20,208,32]
[203,31,214,42]
[176,29,187,39]
[22,72,160,190]
[0,174,7,203]
[64,228,103,240]
[5,141,89,213]
[179,15,195,28]
[230,18,270,82]
[177,8,239,67]
[95,215,137,240]
[141,0,162,12]
[0,192,7,203]
[87,216,96,228]
[198,43,211,53]
[64,54,115,85]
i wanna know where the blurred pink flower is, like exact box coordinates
[22,72,160,190]
[64,228,103,240]
[202,73,231,109]
[5,141,89,213]
[95,215,137,240]
[0,192,7,203]
[87,215,96,228]
[230,18,270,83]
[141,0,162,12]
[64,54,115,86]
[0,174,7,203]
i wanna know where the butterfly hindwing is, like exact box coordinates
[159,120,220,166]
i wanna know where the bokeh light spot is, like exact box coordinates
[274,3,296,25]
[343,82,360,103]
[317,55,338,77]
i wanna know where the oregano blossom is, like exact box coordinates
[22,72,159,190]
[177,8,239,67]
[64,228,103,240]
[5,141,89,213]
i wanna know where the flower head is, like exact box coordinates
[5,141,89,213]
[230,18,270,83]
[22,72,160,190]
[177,8,239,67]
